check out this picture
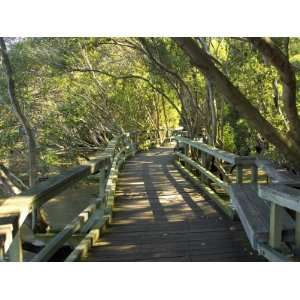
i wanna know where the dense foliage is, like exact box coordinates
[1,37,300,190]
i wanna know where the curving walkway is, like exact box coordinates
[85,147,265,261]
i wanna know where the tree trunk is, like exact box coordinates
[206,79,217,146]
[0,38,38,187]
[272,78,289,129]
[0,38,48,232]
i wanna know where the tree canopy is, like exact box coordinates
[1,37,300,193]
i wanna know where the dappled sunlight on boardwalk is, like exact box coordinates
[85,147,265,262]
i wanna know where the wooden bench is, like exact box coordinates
[230,184,294,249]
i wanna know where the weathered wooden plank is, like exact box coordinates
[256,159,300,184]
[230,184,294,249]
[230,184,261,247]
[174,136,238,164]
[258,184,300,212]
[175,152,229,192]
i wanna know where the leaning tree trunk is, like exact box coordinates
[199,38,217,146]
[0,38,48,232]
[206,80,217,146]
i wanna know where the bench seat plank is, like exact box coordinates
[230,184,294,248]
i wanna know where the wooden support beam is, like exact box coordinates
[269,203,283,250]
[236,165,243,184]
[98,168,106,202]
[251,164,258,184]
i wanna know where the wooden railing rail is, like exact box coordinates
[0,132,138,262]
[173,135,257,218]
[256,159,300,186]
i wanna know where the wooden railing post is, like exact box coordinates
[31,204,37,232]
[269,203,283,250]
[251,164,258,184]
[98,168,106,204]
[236,164,243,183]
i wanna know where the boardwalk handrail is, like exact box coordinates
[175,136,239,164]
[0,132,137,261]
[173,135,257,218]
[256,159,300,185]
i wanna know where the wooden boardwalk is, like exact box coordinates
[84,147,265,261]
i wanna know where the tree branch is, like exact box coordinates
[248,37,300,139]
